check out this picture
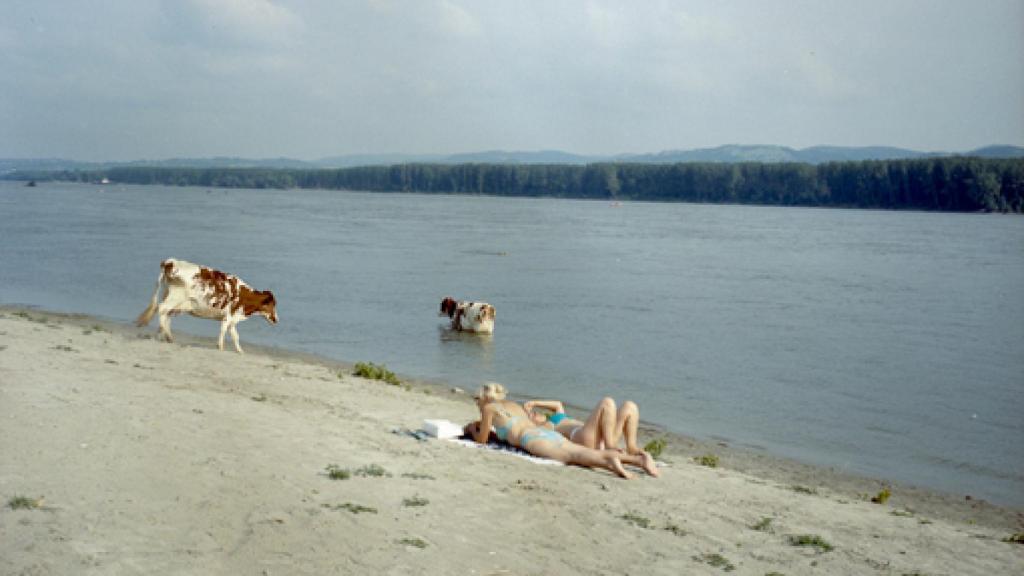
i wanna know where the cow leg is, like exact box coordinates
[229,324,244,354]
[157,310,174,343]
[217,320,229,351]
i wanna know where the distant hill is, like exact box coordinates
[3,145,1021,175]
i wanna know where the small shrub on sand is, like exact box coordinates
[402,496,429,507]
[871,487,891,504]
[621,512,653,529]
[353,362,401,386]
[400,472,435,480]
[355,464,391,478]
[695,454,719,468]
[693,553,735,571]
[8,496,42,510]
[323,502,377,514]
[751,517,774,532]
[644,438,667,458]
[663,522,687,537]
[324,465,351,480]
[398,537,428,548]
[1003,532,1024,544]
[791,485,817,495]
[788,534,834,552]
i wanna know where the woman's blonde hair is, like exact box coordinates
[474,382,507,402]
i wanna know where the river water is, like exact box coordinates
[1,181,1021,506]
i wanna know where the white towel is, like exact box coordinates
[444,438,564,466]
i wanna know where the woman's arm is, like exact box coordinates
[523,399,565,414]
[472,405,495,444]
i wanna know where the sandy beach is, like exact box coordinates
[1,307,1021,575]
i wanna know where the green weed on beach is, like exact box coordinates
[693,552,735,571]
[695,454,719,468]
[8,496,43,510]
[643,438,667,458]
[788,534,834,552]
[353,362,401,386]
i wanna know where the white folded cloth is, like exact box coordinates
[421,419,465,439]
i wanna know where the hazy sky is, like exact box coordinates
[2,0,1022,161]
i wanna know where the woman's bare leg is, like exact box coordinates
[577,397,618,450]
[527,440,633,479]
[615,401,642,455]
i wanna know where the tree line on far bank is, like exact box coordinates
[21,156,1024,213]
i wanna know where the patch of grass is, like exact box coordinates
[695,454,719,468]
[354,464,391,478]
[1003,532,1024,544]
[791,485,817,495]
[643,438,667,458]
[397,537,428,549]
[871,488,891,504]
[324,464,351,480]
[751,517,775,532]
[621,512,653,529]
[663,522,687,537]
[787,534,834,553]
[765,572,786,576]
[693,553,735,571]
[400,472,435,480]
[402,496,429,507]
[353,362,401,386]
[322,502,377,514]
[52,344,76,352]
[8,496,42,510]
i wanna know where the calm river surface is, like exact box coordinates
[2,181,1022,506]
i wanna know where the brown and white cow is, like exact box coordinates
[136,258,278,353]
[439,296,495,334]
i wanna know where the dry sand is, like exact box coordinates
[1,307,1021,575]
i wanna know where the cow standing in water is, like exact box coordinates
[440,297,495,334]
[136,259,278,353]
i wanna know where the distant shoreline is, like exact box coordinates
[6,155,1024,213]
[4,303,1020,531]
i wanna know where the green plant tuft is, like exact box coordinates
[788,534,834,552]
[1003,532,1024,544]
[751,517,774,532]
[323,502,377,514]
[693,553,735,571]
[791,485,817,495]
[353,362,401,386]
[643,438,667,458]
[621,512,653,529]
[871,488,891,504]
[398,537,428,548]
[695,454,719,468]
[8,496,42,510]
[325,464,351,480]
[402,496,429,507]
[355,464,391,478]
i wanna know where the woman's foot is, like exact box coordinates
[640,451,660,477]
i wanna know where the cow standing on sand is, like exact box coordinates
[136,259,278,353]
[440,297,495,334]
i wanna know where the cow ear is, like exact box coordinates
[262,291,276,304]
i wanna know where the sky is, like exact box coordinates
[1,0,1022,161]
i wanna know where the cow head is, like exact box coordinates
[439,297,458,318]
[259,291,278,324]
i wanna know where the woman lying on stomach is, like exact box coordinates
[464,383,658,479]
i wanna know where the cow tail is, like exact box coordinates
[135,267,166,326]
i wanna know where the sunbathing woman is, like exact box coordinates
[464,383,658,479]
[523,397,645,457]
